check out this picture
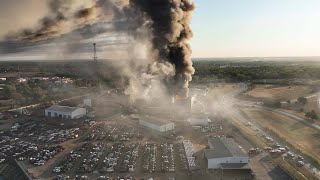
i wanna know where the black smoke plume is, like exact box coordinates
[2,0,196,100]
[130,0,195,97]
[6,0,99,42]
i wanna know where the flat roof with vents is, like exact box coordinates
[204,137,247,159]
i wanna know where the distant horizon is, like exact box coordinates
[193,56,320,59]
[1,1,320,59]
[0,56,320,62]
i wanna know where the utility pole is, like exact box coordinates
[93,43,101,94]
[93,43,98,64]
[18,66,20,78]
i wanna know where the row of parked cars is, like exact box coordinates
[286,152,305,167]
[177,143,189,170]
[88,125,138,142]
[9,121,80,144]
[30,145,64,165]
[143,143,157,173]
[261,129,316,170]
[32,128,80,144]
[0,140,63,166]
[201,124,223,133]
[100,143,125,173]
[119,143,140,173]
[53,142,91,173]
[160,143,175,172]
[54,175,157,180]
[182,140,197,170]
[252,122,320,178]
[77,143,106,173]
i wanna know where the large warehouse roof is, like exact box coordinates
[45,105,80,113]
[140,116,173,126]
[205,137,247,159]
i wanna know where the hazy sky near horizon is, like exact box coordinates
[1,0,320,59]
[190,0,320,58]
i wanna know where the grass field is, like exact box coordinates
[243,85,313,102]
[281,107,320,126]
[239,108,320,166]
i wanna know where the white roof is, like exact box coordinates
[46,105,82,113]
[205,137,247,159]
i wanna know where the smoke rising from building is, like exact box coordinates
[0,0,196,102]
[130,0,195,98]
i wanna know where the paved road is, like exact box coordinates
[223,83,320,179]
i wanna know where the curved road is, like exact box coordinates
[221,83,320,179]
[233,84,320,132]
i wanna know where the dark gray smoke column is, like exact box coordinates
[130,0,195,98]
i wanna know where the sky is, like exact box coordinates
[190,0,320,58]
[0,0,320,59]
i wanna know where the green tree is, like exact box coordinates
[17,83,32,96]
[3,84,16,98]
[305,110,318,120]
[33,87,46,102]
[297,97,307,105]
[12,93,25,105]
[274,101,282,108]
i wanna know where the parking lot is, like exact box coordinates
[85,124,139,142]
[0,140,64,166]
[49,140,197,179]
[47,116,248,179]
[0,110,255,180]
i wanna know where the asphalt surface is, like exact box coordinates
[223,83,320,179]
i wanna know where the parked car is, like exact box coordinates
[297,161,305,167]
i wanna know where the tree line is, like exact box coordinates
[193,61,320,82]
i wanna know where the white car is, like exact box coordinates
[53,167,61,173]
[297,155,304,161]
[34,162,44,166]
[106,167,114,173]
[18,157,26,161]
[287,152,295,158]
[298,161,305,167]
[275,143,281,148]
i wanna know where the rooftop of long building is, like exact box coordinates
[204,137,247,159]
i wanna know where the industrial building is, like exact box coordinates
[45,105,86,119]
[188,115,210,126]
[204,137,250,170]
[139,116,174,132]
